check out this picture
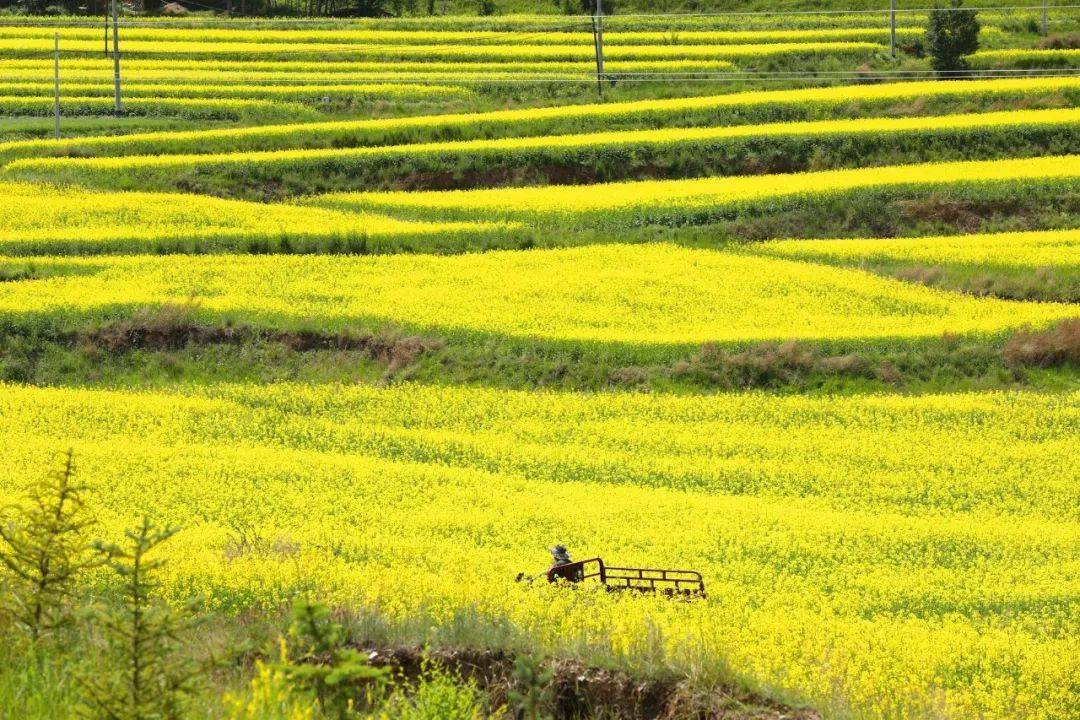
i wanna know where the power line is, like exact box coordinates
[594,4,1080,17]
[2,3,1077,26]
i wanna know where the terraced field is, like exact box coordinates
[0,7,1077,720]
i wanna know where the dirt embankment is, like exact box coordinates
[362,645,820,720]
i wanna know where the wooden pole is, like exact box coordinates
[592,0,604,99]
[889,0,897,58]
[111,0,122,116]
[53,33,61,139]
[596,0,604,79]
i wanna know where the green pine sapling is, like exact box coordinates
[0,449,97,641]
[78,517,204,720]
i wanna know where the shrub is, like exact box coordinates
[508,654,552,720]
[272,601,391,719]
[386,659,490,720]
[224,660,318,720]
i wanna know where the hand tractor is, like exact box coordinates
[518,547,705,598]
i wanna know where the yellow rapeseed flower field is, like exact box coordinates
[0,382,1076,719]
[0,25,927,46]
[973,47,1080,64]
[2,14,1077,720]
[0,57,738,78]
[0,244,1072,344]
[756,228,1080,270]
[321,154,1080,223]
[0,95,321,121]
[4,76,1076,162]
[0,181,505,254]
[11,108,1076,183]
[0,37,883,61]
[0,81,470,101]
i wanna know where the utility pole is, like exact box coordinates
[111,0,122,116]
[592,0,604,99]
[889,0,897,58]
[53,33,61,139]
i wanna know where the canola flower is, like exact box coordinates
[0,244,1072,346]
[1,16,1076,720]
[0,57,738,77]
[0,66,726,87]
[0,81,470,101]
[0,25,927,46]
[316,154,1080,224]
[0,37,884,61]
[0,181,505,255]
[11,107,1076,186]
[0,382,1076,720]
[0,95,319,121]
[4,76,1075,162]
[755,228,1080,271]
[972,47,1080,65]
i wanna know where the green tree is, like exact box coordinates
[78,518,203,720]
[926,0,981,76]
[0,450,97,641]
[273,601,391,719]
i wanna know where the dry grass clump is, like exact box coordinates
[669,340,874,388]
[1002,318,1080,367]
[1037,33,1080,49]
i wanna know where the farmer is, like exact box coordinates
[548,544,582,583]
[550,544,573,568]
